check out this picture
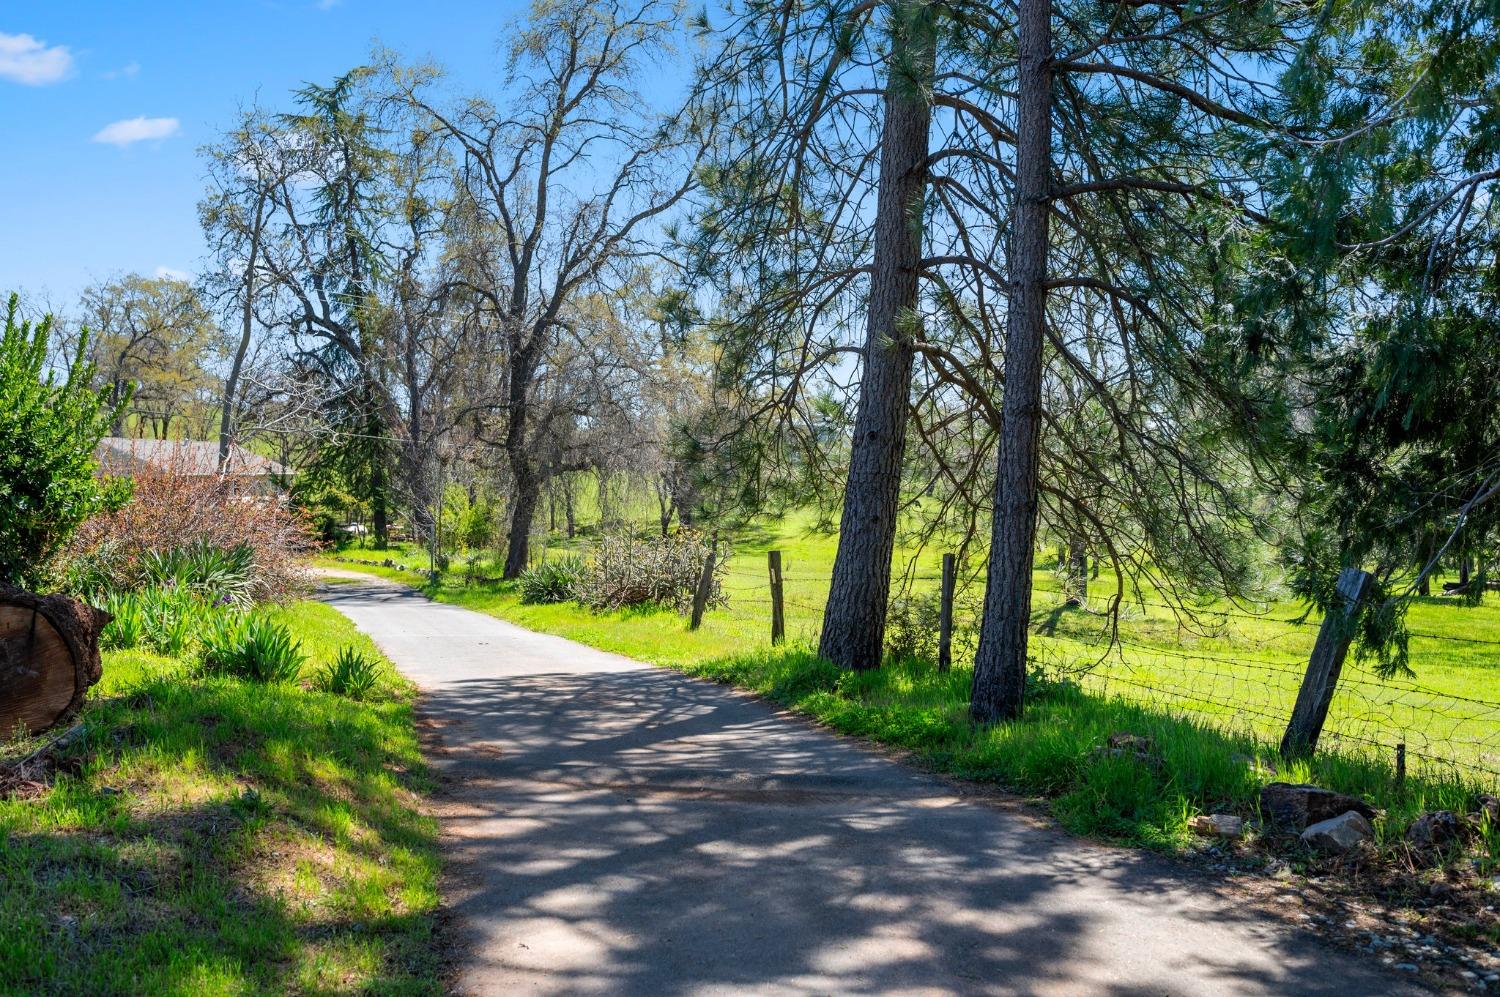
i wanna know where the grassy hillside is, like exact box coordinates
[0,602,440,996]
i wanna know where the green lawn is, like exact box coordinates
[0,601,440,996]
[313,513,1499,854]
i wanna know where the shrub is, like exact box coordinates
[201,615,304,683]
[519,556,587,604]
[885,593,942,663]
[314,646,382,700]
[0,294,130,588]
[103,585,227,655]
[65,454,314,603]
[577,531,724,613]
[885,591,979,665]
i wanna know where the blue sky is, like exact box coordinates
[1,1,532,310]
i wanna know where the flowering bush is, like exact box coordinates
[65,456,314,604]
[577,531,725,614]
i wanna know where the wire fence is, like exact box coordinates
[715,554,1500,787]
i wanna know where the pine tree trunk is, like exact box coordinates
[818,2,935,671]
[971,0,1052,723]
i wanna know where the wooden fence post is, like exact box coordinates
[938,553,955,672]
[768,550,785,645]
[690,548,717,631]
[1279,566,1374,760]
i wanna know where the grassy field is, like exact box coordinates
[321,513,1500,780]
[314,511,1499,855]
[0,601,440,996]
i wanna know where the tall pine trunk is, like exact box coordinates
[818,1,935,671]
[971,0,1052,723]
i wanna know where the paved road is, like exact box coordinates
[320,579,1426,996]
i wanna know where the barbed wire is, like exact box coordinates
[714,573,1500,784]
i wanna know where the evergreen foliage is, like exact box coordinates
[0,294,129,589]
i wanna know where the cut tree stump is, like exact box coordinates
[0,586,109,740]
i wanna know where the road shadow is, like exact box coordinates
[414,666,1424,996]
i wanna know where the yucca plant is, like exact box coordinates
[200,615,304,683]
[313,646,382,700]
[141,541,257,608]
[519,556,587,604]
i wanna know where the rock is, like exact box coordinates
[1190,814,1245,839]
[1406,810,1463,849]
[1260,782,1379,830]
[1232,752,1277,775]
[1091,732,1161,770]
[1090,746,1161,771]
[1474,793,1499,823]
[1265,858,1293,880]
[1300,810,1374,854]
[1107,731,1154,752]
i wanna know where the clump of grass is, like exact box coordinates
[100,590,144,650]
[313,646,382,700]
[200,615,305,684]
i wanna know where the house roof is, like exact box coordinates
[96,437,288,478]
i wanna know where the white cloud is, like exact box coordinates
[102,61,141,80]
[92,116,181,146]
[154,266,190,282]
[316,0,342,8]
[0,31,74,85]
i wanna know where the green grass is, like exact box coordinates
[317,515,1500,778]
[0,601,439,996]
[680,649,1493,852]
[313,511,1500,852]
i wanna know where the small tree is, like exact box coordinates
[0,294,128,589]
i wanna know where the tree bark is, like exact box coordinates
[0,587,109,739]
[504,462,541,578]
[818,1,935,671]
[1067,533,1087,601]
[971,0,1052,723]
